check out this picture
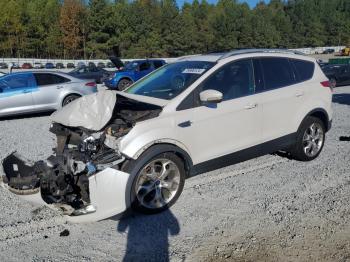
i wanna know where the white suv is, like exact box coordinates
[2,49,332,222]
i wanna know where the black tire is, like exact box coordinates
[117,78,133,91]
[122,152,185,214]
[62,94,80,106]
[290,116,326,161]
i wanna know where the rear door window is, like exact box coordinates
[259,57,295,90]
[34,73,70,86]
[290,59,315,82]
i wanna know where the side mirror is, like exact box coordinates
[199,89,223,104]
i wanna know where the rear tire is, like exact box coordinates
[123,152,185,214]
[62,94,80,106]
[117,79,133,91]
[290,116,325,161]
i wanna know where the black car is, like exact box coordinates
[56,63,65,69]
[322,64,350,87]
[97,62,106,68]
[322,49,335,54]
[68,65,112,84]
[67,63,75,69]
[0,62,8,69]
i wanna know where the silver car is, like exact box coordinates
[0,71,97,117]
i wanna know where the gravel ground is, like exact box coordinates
[0,86,349,261]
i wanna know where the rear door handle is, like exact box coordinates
[244,103,257,110]
[22,90,31,94]
[295,91,304,97]
[56,86,64,89]
[178,120,192,128]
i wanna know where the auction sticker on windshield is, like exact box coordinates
[182,68,206,74]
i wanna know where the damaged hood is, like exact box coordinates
[51,90,166,131]
[51,90,117,131]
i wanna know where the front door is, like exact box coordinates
[175,59,262,165]
[0,73,36,116]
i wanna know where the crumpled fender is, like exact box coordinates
[50,90,117,131]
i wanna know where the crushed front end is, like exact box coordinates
[1,92,162,222]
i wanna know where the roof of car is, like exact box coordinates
[178,49,307,62]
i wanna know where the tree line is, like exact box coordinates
[0,0,350,59]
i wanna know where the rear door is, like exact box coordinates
[32,73,70,110]
[0,73,36,116]
[256,57,303,142]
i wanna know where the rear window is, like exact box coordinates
[290,59,315,82]
[34,73,70,86]
[259,57,295,90]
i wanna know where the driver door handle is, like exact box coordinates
[244,103,257,110]
[56,86,64,89]
[295,91,304,97]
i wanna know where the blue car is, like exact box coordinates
[45,62,55,69]
[104,59,166,90]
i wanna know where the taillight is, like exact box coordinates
[85,82,96,87]
[321,80,330,87]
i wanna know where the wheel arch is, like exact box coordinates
[123,143,193,177]
[61,93,82,107]
[303,108,330,132]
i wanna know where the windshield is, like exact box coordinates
[125,61,215,100]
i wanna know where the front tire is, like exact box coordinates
[117,79,133,91]
[290,116,325,161]
[123,152,185,214]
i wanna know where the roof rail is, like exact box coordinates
[219,48,306,60]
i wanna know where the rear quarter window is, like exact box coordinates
[259,57,295,90]
[290,59,315,82]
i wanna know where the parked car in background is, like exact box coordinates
[104,59,166,90]
[0,71,97,117]
[106,62,115,68]
[322,49,335,54]
[97,62,106,68]
[77,61,85,68]
[11,63,20,69]
[88,62,96,68]
[68,65,112,84]
[22,63,33,69]
[34,62,44,69]
[56,63,65,69]
[0,62,8,69]
[45,62,55,69]
[322,64,350,87]
[67,63,75,69]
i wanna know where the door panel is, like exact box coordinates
[174,59,262,165]
[256,57,304,142]
[32,73,67,110]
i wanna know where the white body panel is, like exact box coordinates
[119,53,332,165]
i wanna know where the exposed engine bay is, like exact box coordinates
[2,93,162,218]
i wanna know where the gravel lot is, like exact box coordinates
[0,86,349,261]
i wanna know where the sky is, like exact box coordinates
[177,0,270,8]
